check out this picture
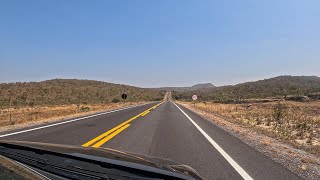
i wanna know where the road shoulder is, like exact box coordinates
[177,101,320,180]
[0,102,154,137]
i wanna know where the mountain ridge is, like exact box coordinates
[157,83,215,91]
[172,75,320,101]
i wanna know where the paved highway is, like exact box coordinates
[0,100,301,180]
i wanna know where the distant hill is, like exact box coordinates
[0,79,165,107]
[158,83,215,92]
[191,83,215,89]
[172,76,320,102]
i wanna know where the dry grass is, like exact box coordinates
[0,102,147,131]
[180,101,320,154]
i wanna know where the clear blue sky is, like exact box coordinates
[1,0,319,87]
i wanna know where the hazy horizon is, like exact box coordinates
[1,1,319,87]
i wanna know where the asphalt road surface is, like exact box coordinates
[0,100,301,180]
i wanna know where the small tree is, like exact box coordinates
[112,98,120,103]
[273,101,286,128]
[0,99,3,110]
[76,92,83,113]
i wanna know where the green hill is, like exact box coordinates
[173,76,320,102]
[0,79,165,107]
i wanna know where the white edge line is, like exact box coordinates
[0,102,155,138]
[14,160,51,180]
[173,102,253,180]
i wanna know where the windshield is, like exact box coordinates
[0,1,319,180]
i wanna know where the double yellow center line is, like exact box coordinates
[82,102,163,148]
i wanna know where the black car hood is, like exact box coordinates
[0,140,202,179]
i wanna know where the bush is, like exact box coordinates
[153,97,162,101]
[112,98,120,103]
[80,106,90,112]
[0,99,3,109]
[273,101,286,127]
[29,101,35,108]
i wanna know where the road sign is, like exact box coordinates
[122,94,127,100]
[192,95,197,101]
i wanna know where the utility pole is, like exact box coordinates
[76,93,81,113]
[9,93,12,123]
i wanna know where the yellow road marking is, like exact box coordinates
[141,110,150,116]
[82,113,140,147]
[82,102,163,147]
[92,124,130,148]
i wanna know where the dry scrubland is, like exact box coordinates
[0,102,146,131]
[0,79,165,106]
[183,101,320,154]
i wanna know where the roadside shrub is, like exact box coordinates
[153,98,162,101]
[112,98,120,103]
[80,106,90,112]
[29,101,35,108]
[273,101,287,128]
[10,118,16,125]
[0,99,4,109]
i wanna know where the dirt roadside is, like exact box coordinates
[0,102,149,133]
